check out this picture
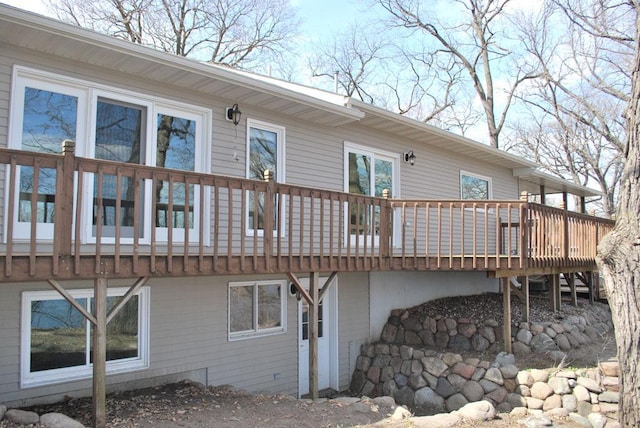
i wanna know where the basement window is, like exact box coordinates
[21,287,150,388]
[228,280,287,340]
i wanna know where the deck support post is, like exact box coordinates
[521,276,530,322]
[586,271,595,304]
[93,277,107,428]
[308,272,319,400]
[568,273,577,306]
[549,274,561,312]
[502,277,512,353]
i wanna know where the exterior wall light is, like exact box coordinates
[225,103,242,126]
[404,150,416,166]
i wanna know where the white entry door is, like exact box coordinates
[298,279,338,396]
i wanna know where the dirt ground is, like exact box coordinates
[1,295,617,428]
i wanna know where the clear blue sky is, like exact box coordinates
[1,0,366,41]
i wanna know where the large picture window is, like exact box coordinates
[21,287,150,387]
[228,280,286,340]
[460,171,492,200]
[7,67,211,244]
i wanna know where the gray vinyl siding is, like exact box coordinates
[336,272,370,390]
[0,275,303,406]
[0,37,521,407]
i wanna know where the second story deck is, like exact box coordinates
[0,146,614,283]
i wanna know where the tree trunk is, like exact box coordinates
[596,7,640,426]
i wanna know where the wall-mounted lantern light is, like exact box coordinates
[403,150,416,166]
[225,103,242,126]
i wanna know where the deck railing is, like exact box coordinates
[0,146,615,281]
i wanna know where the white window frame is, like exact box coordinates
[245,119,286,236]
[343,142,400,247]
[7,70,88,241]
[20,286,150,388]
[460,170,493,200]
[228,279,287,340]
[6,66,212,245]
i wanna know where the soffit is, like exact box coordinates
[515,170,602,198]
[0,5,363,127]
[353,101,536,169]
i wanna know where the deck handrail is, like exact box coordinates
[0,146,614,280]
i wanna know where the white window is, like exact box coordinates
[246,119,285,235]
[21,286,150,388]
[7,66,211,244]
[344,142,399,244]
[228,280,287,340]
[460,171,492,200]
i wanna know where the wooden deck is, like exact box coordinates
[0,145,615,283]
[0,144,615,426]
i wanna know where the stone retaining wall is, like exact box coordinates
[350,347,620,425]
[351,298,616,421]
[378,301,613,358]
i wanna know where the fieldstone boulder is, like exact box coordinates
[548,377,571,395]
[462,380,485,402]
[562,394,578,412]
[484,367,504,385]
[395,386,415,408]
[471,334,490,352]
[435,377,457,399]
[414,387,446,415]
[587,412,608,428]
[446,393,469,411]
[422,357,448,377]
[494,352,515,366]
[577,377,602,393]
[454,400,496,421]
[381,324,398,343]
[530,382,553,400]
[512,342,531,356]
[448,335,471,351]
[530,333,557,353]
[5,409,40,425]
[0,405,6,421]
[40,413,85,428]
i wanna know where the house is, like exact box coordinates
[0,5,613,426]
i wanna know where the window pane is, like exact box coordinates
[301,299,323,340]
[461,175,489,200]
[374,159,392,197]
[230,286,254,333]
[348,153,370,196]
[93,99,145,236]
[249,128,277,180]
[106,295,139,361]
[155,114,195,228]
[249,127,278,230]
[19,88,78,224]
[257,284,281,330]
[30,298,87,372]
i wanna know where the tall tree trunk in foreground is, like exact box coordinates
[596,5,640,426]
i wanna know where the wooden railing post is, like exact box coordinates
[55,140,76,257]
[560,200,569,263]
[379,189,392,260]
[263,169,275,262]
[519,192,529,270]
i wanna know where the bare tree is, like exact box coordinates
[597,2,640,425]
[46,0,300,70]
[308,24,386,103]
[377,0,540,148]
[507,0,631,216]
